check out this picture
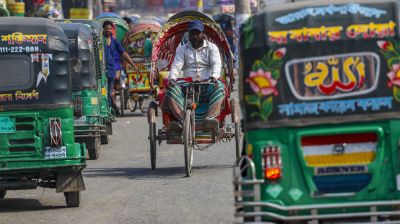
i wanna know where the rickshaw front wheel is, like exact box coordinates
[119,89,125,117]
[231,99,241,162]
[148,106,157,170]
[184,110,194,177]
[0,190,6,199]
[64,191,80,207]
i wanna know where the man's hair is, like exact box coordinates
[123,17,132,25]
[103,20,114,28]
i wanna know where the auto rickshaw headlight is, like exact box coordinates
[263,145,282,180]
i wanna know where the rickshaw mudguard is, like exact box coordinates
[237,0,400,222]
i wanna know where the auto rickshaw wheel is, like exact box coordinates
[0,190,6,199]
[100,134,109,145]
[87,136,100,160]
[184,110,194,177]
[106,122,113,135]
[231,98,241,163]
[64,191,80,207]
[148,107,157,170]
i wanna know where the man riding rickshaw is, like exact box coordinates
[148,11,241,177]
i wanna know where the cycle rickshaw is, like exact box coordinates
[121,19,161,115]
[147,11,241,177]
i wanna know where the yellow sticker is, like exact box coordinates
[91,97,98,105]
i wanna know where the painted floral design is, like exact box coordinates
[387,63,400,88]
[245,48,286,121]
[246,69,278,96]
[378,40,400,102]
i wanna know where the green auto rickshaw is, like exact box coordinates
[56,19,115,144]
[235,0,400,223]
[0,17,86,207]
[58,23,107,160]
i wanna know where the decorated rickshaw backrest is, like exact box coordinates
[151,11,234,84]
[123,20,161,62]
[240,0,400,130]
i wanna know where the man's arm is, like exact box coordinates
[209,43,222,79]
[116,39,139,71]
[169,45,185,80]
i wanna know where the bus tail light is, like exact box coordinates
[263,146,281,180]
[49,118,62,147]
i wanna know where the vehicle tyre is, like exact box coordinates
[139,100,146,113]
[234,123,241,162]
[87,136,100,160]
[64,191,80,207]
[184,110,194,177]
[148,107,157,170]
[100,134,109,145]
[231,99,241,163]
[119,89,125,117]
[0,190,6,199]
[106,122,113,135]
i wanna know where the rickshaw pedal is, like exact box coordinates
[169,121,182,131]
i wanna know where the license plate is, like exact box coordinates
[44,146,67,159]
[0,117,15,133]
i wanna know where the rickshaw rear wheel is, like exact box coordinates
[0,190,6,199]
[184,110,194,177]
[87,136,100,160]
[64,191,80,207]
[148,107,157,170]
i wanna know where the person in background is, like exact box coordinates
[102,20,138,115]
[143,30,153,61]
[123,17,132,27]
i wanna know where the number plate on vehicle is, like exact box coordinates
[44,146,67,159]
[0,117,15,133]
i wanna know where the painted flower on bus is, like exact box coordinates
[378,40,400,102]
[245,48,286,121]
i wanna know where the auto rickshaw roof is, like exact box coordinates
[58,19,102,34]
[58,23,92,42]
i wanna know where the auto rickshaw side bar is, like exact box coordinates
[235,0,400,223]
[0,17,86,207]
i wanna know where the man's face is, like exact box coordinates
[104,25,113,37]
[189,29,205,49]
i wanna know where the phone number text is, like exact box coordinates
[0,46,40,53]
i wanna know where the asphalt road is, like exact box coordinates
[0,108,237,224]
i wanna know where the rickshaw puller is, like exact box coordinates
[162,20,225,123]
